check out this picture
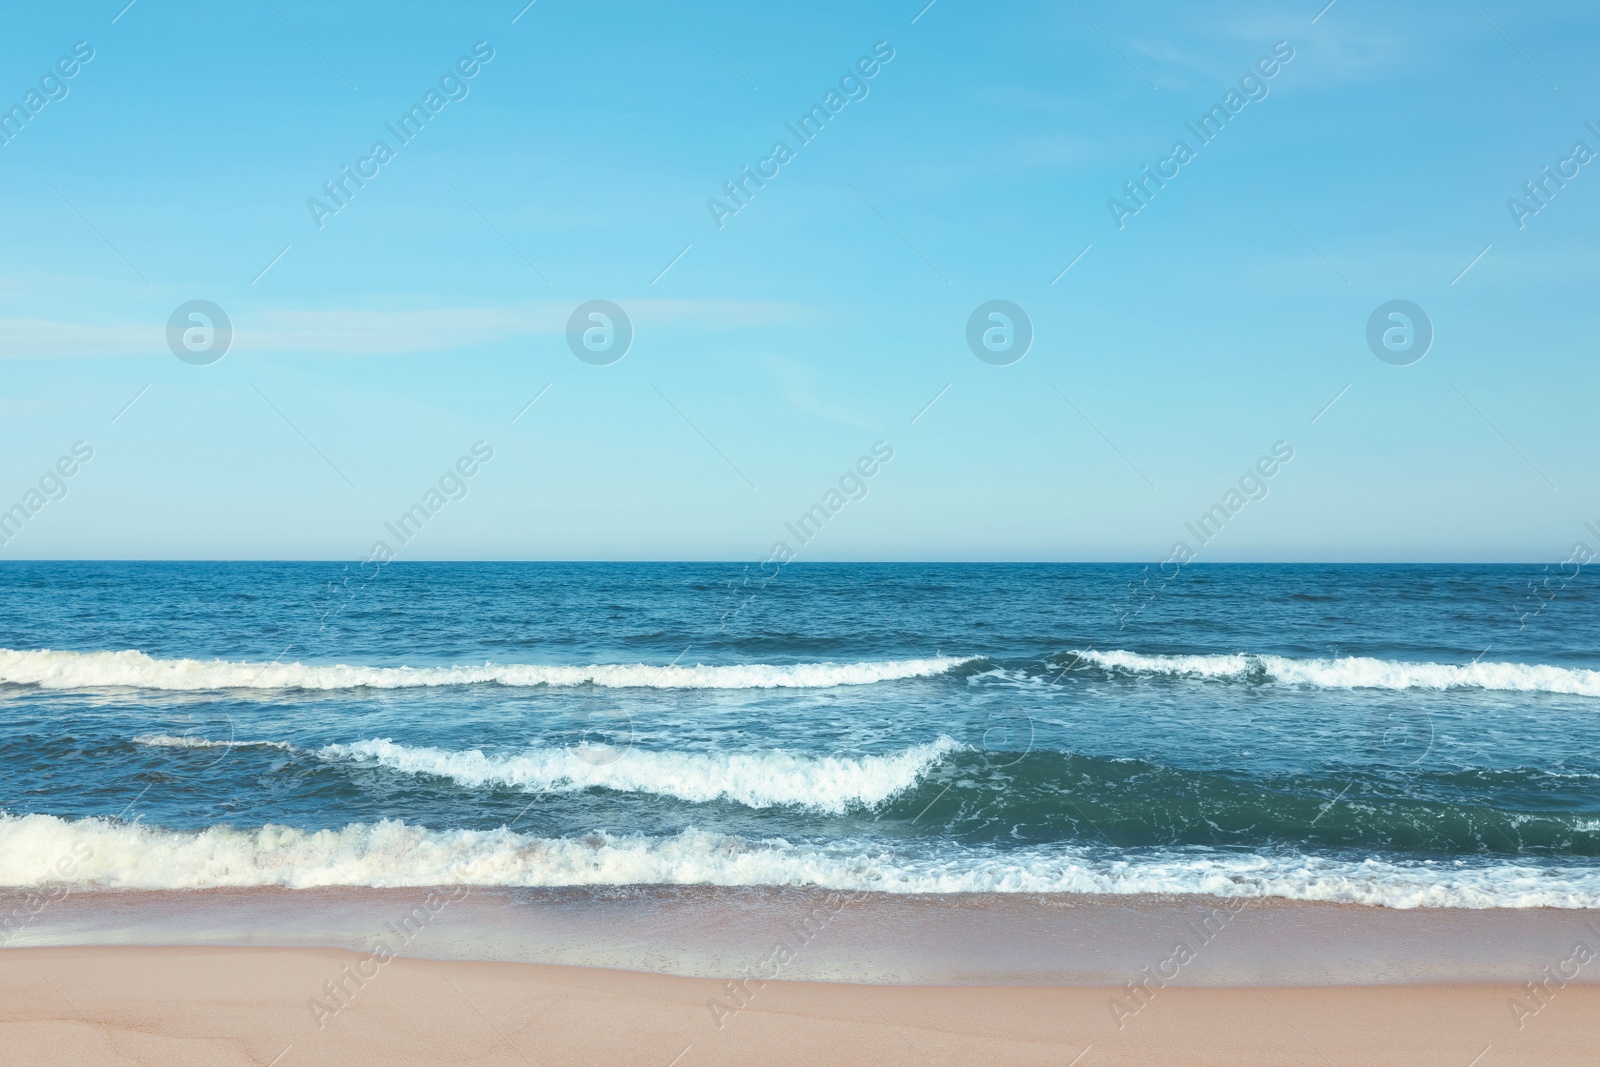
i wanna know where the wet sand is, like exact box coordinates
[3,944,1598,1066]
[6,889,1600,1064]
[8,884,1600,985]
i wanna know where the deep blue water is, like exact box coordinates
[1,562,1598,907]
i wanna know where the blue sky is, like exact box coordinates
[1,0,1596,561]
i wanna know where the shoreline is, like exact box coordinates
[6,885,1600,986]
[3,944,1597,1066]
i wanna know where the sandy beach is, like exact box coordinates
[6,888,1600,1063]
[1,944,1594,1066]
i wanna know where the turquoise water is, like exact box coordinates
[2,562,1598,908]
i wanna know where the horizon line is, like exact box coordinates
[0,558,1565,566]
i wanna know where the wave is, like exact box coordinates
[1067,649,1600,698]
[317,737,962,813]
[129,737,1600,853]
[133,735,294,751]
[3,813,1598,908]
[0,648,969,692]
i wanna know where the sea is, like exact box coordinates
[3,561,1600,914]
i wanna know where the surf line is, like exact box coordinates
[705,887,868,1029]
[1108,896,1255,1028]
[703,755,1011,1034]
[1507,916,1600,1032]
[305,885,470,1029]
[0,840,93,947]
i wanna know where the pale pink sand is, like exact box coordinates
[2,945,1596,1066]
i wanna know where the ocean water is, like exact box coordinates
[3,562,1600,910]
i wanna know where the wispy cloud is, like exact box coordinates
[1127,11,1419,89]
[0,299,810,358]
[763,354,878,432]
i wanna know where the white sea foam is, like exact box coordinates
[0,648,968,692]
[133,735,294,751]
[3,813,1597,908]
[1070,649,1600,698]
[318,737,963,813]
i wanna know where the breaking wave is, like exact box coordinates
[1067,649,1600,698]
[3,814,1598,908]
[316,737,963,813]
[0,648,969,692]
[133,735,294,751]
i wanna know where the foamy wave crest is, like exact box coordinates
[134,735,294,751]
[1070,649,1600,698]
[0,648,968,692]
[319,737,962,813]
[4,814,1599,907]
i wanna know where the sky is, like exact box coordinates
[1,0,1597,562]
